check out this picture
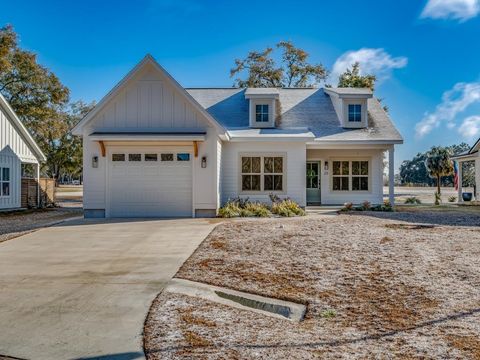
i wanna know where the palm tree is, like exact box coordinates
[424,147,454,196]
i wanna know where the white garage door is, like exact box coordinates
[107,147,192,217]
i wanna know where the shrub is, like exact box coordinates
[362,200,371,210]
[448,196,456,203]
[271,199,305,217]
[218,200,242,218]
[404,196,421,204]
[218,198,272,218]
[244,202,271,217]
[341,202,354,211]
[381,200,393,212]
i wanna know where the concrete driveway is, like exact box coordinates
[0,218,218,360]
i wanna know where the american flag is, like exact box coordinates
[453,161,459,191]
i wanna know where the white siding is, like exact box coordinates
[0,106,38,163]
[476,157,480,200]
[221,142,306,206]
[0,147,21,209]
[307,148,385,204]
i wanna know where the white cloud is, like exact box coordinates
[420,0,480,21]
[415,82,480,137]
[458,115,480,138]
[331,48,408,84]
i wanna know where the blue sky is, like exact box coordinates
[2,0,480,167]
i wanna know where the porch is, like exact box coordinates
[452,152,479,203]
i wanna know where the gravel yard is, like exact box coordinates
[144,210,480,359]
[0,208,82,242]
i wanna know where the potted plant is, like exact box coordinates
[462,192,473,202]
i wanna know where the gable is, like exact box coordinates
[74,56,224,135]
[0,94,45,163]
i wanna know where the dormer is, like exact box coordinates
[324,88,373,129]
[245,88,279,128]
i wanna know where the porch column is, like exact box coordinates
[35,162,40,208]
[388,146,395,205]
[457,160,463,203]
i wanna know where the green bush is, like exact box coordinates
[448,196,456,203]
[271,199,305,217]
[404,196,421,204]
[218,200,242,218]
[218,198,272,218]
[244,202,271,217]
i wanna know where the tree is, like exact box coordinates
[337,62,376,91]
[230,41,328,88]
[424,146,454,195]
[0,25,70,166]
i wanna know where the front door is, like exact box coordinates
[306,161,321,205]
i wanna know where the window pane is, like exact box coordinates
[264,157,273,173]
[332,161,341,175]
[129,154,141,161]
[361,177,368,190]
[145,154,157,161]
[2,182,9,196]
[251,175,261,190]
[262,113,268,122]
[342,161,349,175]
[242,175,251,190]
[361,161,369,175]
[333,177,341,190]
[274,175,283,190]
[341,177,349,190]
[352,177,360,191]
[161,153,174,161]
[177,153,190,161]
[264,174,273,190]
[255,104,262,113]
[352,161,360,175]
[2,168,9,181]
[242,157,251,173]
[112,154,125,161]
[256,113,263,122]
[274,157,283,173]
[251,157,261,173]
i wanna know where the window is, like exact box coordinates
[241,155,284,192]
[161,153,174,161]
[332,161,349,191]
[0,167,10,196]
[332,160,369,191]
[255,104,269,122]
[177,153,190,161]
[352,161,369,191]
[263,157,283,191]
[129,154,141,161]
[112,154,125,162]
[348,104,362,122]
[144,154,157,161]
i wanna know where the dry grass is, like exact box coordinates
[145,213,480,359]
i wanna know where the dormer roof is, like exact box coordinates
[245,88,279,99]
[324,87,373,99]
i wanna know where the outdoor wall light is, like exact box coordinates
[201,156,207,168]
[324,162,329,171]
[92,156,99,168]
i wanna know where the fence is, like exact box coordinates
[21,178,56,208]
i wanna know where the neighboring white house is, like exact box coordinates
[0,93,46,210]
[451,138,479,201]
[72,55,403,218]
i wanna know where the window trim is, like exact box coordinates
[0,166,11,197]
[238,153,287,194]
[330,158,371,193]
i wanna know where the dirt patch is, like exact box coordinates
[145,215,480,359]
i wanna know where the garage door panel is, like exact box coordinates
[107,148,192,218]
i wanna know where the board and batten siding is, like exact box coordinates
[307,148,385,205]
[0,147,21,209]
[82,62,218,215]
[221,142,306,207]
[0,105,38,163]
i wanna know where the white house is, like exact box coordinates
[0,93,46,210]
[451,138,479,201]
[72,55,403,218]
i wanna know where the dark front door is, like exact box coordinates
[306,161,321,205]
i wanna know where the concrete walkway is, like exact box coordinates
[0,218,218,360]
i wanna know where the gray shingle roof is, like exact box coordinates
[186,88,403,143]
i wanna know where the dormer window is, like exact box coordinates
[255,104,269,122]
[348,104,362,122]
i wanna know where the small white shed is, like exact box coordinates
[0,93,46,210]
